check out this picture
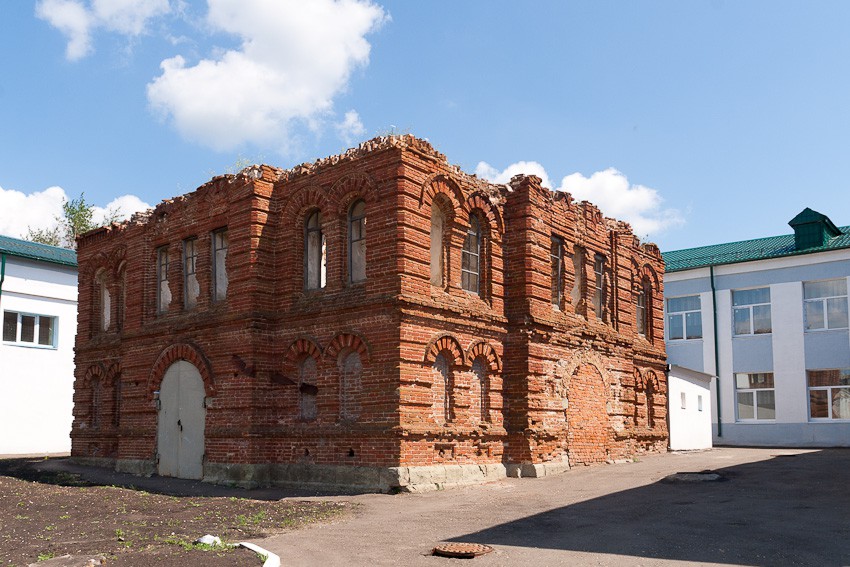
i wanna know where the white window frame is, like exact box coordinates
[666,295,702,341]
[732,287,772,336]
[803,279,848,332]
[807,368,850,421]
[183,237,199,310]
[734,372,776,421]
[2,310,58,349]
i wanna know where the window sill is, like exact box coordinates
[734,419,776,423]
[667,338,704,343]
[732,333,772,338]
[808,418,850,423]
[1,341,57,350]
[804,327,849,333]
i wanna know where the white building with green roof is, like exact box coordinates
[663,208,850,447]
[0,235,77,454]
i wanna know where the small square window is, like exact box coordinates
[680,392,686,409]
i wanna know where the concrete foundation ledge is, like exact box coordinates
[203,462,400,493]
[70,456,116,470]
[115,459,155,476]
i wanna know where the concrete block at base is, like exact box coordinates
[520,460,571,478]
[115,459,155,476]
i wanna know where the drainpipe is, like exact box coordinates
[710,265,722,437]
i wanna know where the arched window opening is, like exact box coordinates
[434,353,454,423]
[593,254,609,322]
[551,237,565,309]
[305,211,326,290]
[96,270,111,331]
[113,373,122,428]
[340,351,362,421]
[348,200,366,284]
[462,215,482,294]
[472,357,488,423]
[298,357,318,421]
[430,205,445,287]
[91,378,102,429]
[116,262,126,330]
[646,378,656,428]
[637,278,650,337]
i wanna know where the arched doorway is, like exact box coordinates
[567,363,609,465]
[157,360,206,479]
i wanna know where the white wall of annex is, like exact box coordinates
[0,257,77,454]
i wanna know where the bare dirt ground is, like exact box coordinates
[0,458,351,566]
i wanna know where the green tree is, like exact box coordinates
[25,193,115,250]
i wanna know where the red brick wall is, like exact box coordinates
[72,136,667,479]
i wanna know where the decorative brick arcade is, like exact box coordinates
[72,135,668,492]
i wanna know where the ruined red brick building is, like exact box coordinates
[72,135,667,491]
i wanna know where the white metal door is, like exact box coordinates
[157,361,206,479]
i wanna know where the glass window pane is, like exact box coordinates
[832,388,850,419]
[810,389,829,418]
[735,373,750,389]
[753,304,772,334]
[804,279,847,299]
[686,311,702,339]
[808,369,841,387]
[737,392,754,420]
[38,317,54,345]
[756,390,776,419]
[804,300,825,330]
[668,314,684,340]
[20,315,35,343]
[3,311,17,342]
[733,287,769,306]
[827,297,849,329]
[733,308,751,335]
[668,295,700,313]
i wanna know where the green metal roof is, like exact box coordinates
[663,224,850,273]
[0,234,77,268]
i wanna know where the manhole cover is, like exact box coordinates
[433,542,494,558]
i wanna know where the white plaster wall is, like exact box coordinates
[668,372,713,450]
[0,257,77,454]
[771,281,807,423]
[714,289,735,427]
[701,290,716,375]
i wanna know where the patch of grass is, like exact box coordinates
[155,535,234,553]
[37,552,55,561]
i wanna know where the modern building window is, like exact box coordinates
[807,369,850,420]
[211,228,228,302]
[461,215,482,294]
[667,295,702,340]
[156,246,171,314]
[183,237,199,309]
[348,200,366,284]
[305,210,326,291]
[735,372,775,420]
[637,280,650,337]
[2,311,56,347]
[732,288,771,335]
[430,205,446,287]
[804,279,848,331]
[593,254,608,321]
[551,236,564,309]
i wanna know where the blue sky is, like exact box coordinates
[1,1,849,251]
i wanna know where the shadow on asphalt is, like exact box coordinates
[450,449,850,566]
[0,457,372,500]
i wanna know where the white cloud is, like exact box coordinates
[336,110,366,145]
[146,0,388,153]
[475,161,684,238]
[557,168,684,237]
[36,0,170,61]
[475,160,552,190]
[0,184,150,241]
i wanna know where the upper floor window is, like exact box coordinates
[96,269,111,331]
[593,254,608,321]
[808,368,850,420]
[637,280,650,336]
[735,372,775,420]
[183,237,199,309]
[571,246,585,314]
[156,246,171,314]
[116,262,126,330]
[804,279,848,331]
[667,295,702,340]
[551,236,564,309]
[2,311,56,348]
[462,215,482,294]
[212,228,228,302]
[733,288,771,335]
[348,200,366,284]
[305,210,326,291]
[430,205,446,287]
